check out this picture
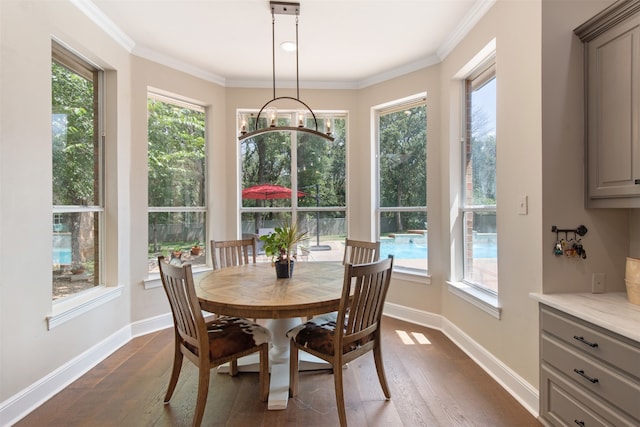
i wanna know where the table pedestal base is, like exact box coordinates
[216,317,330,410]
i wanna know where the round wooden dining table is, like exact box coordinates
[196,261,345,410]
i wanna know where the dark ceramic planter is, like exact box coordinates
[275,260,294,278]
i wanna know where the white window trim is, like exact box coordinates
[146,92,208,276]
[449,39,499,313]
[447,281,501,319]
[51,41,107,314]
[374,93,428,274]
[47,286,124,330]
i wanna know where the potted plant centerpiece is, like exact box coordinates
[260,220,307,278]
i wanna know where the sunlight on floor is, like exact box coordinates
[396,330,431,345]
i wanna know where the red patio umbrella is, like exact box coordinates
[242,184,305,200]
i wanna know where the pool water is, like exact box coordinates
[380,240,497,259]
[53,247,71,265]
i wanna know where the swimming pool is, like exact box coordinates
[53,247,72,265]
[380,239,497,259]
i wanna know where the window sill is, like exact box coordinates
[47,285,124,330]
[392,267,431,284]
[446,281,501,319]
[144,266,212,290]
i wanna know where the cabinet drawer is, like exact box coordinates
[541,307,640,379]
[542,334,640,420]
[541,365,638,427]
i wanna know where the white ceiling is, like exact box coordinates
[76,0,494,89]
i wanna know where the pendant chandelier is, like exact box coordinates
[238,1,334,142]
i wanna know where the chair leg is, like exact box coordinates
[334,362,347,427]
[289,342,299,397]
[192,367,210,427]
[259,343,269,402]
[229,359,239,376]
[164,344,184,403]
[373,344,391,399]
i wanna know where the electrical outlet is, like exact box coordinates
[592,273,605,293]
[518,195,528,215]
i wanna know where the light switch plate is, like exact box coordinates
[518,195,528,215]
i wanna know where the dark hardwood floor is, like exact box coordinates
[15,316,541,426]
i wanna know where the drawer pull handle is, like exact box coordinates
[573,335,598,348]
[573,368,599,384]
[574,420,585,427]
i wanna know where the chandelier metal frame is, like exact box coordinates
[238,1,334,142]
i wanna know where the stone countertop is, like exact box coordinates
[530,292,640,343]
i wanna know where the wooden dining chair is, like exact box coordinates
[210,238,258,320]
[287,256,394,427]
[342,238,381,265]
[210,238,256,270]
[158,256,271,427]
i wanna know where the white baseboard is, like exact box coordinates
[1,325,131,427]
[383,302,540,419]
[1,313,174,427]
[131,312,173,338]
[1,305,538,426]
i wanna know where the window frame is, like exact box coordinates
[146,92,208,274]
[48,41,125,330]
[238,109,348,259]
[374,94,428,275]
[460,60,497,295]
[447,50,501,319]
[51,41,105,300]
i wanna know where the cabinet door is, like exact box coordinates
[587,17,640,199]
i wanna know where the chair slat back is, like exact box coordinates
[158,256,207,353]
[210,238,256,270]
[338,256,393,348]
[343,239,381,265]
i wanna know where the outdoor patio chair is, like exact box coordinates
[287,256,394,427]
[158,256,271,427]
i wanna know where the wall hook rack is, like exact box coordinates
[551,224,588,238]
[551,224,588,259]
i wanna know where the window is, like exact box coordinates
[52,42,104,300]
[376,96,427,272]
[462,62,497,293]
[147,94,207,273]
[239,111,346,261]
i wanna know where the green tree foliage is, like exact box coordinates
[52,62,96,206]
[52,62,98,271]
[241,116,346,228]
[147,99,205,208]
[379,105,427,230]
[147,98,206,255]
[469,104,496,205]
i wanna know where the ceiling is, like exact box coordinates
[76,0,494,89]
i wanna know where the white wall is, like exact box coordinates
[437,0,543,387]
[0,0,133,409]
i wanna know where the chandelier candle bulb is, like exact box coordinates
[266,107,277,127]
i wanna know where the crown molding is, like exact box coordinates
[132,45,227,86]
[71,0,495,90]
[438,0,497,60]
[69,0,135,52]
